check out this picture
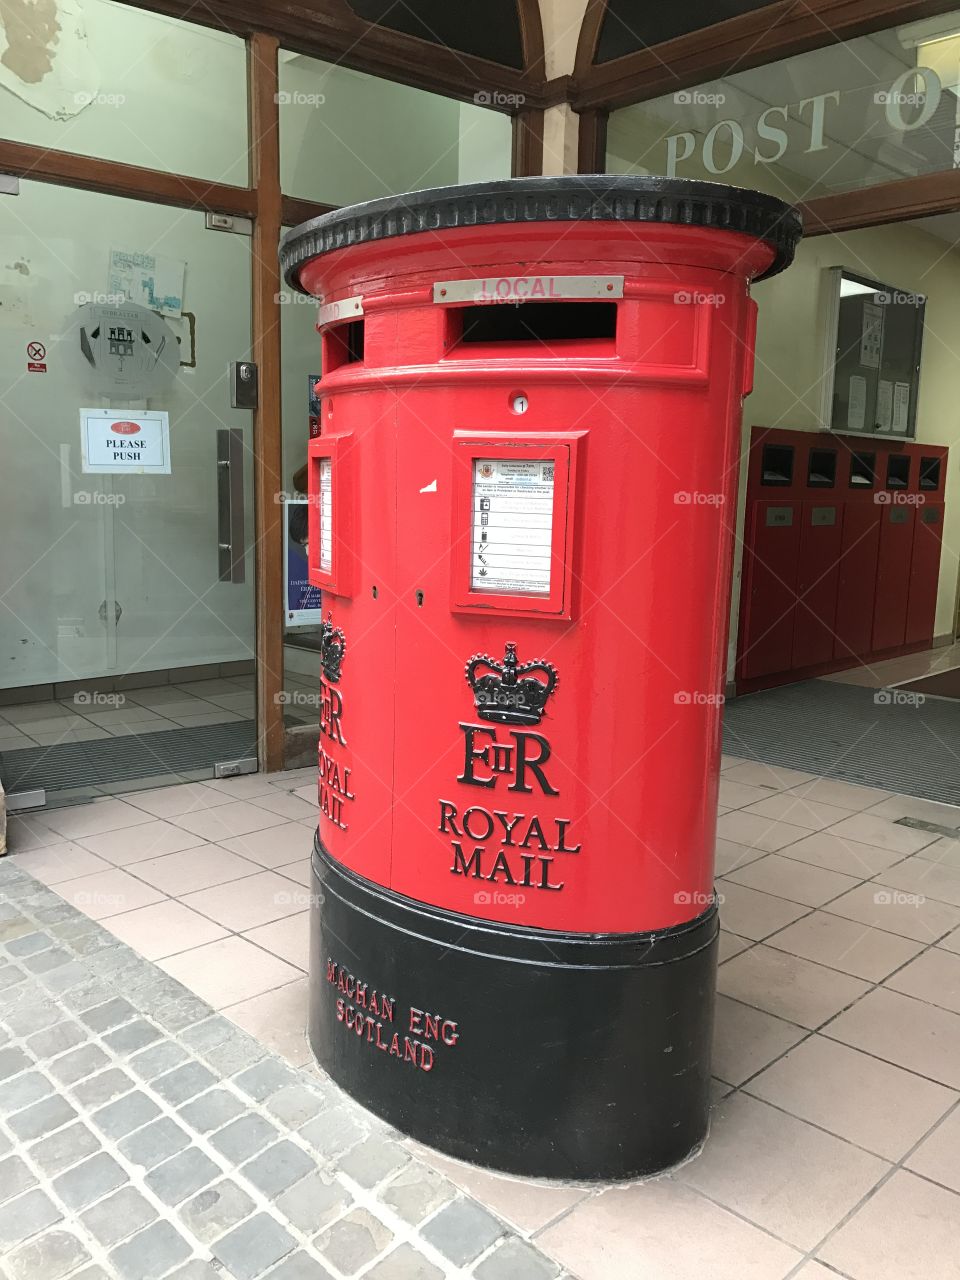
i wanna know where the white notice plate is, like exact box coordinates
[79,409,170,475]
[318,456,333,571]
[434,275,623,304]
[472,458,554,596]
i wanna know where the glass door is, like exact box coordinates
[0,182,256,802]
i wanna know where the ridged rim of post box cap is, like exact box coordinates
[279,174,802,293]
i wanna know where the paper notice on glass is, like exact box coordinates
[876,380,893,431]
[108,248,185,317]
[318,457,333,571]
[860,301,884,369]
[848,375,867,432]
[471,458,554,595]
[892,382,910,433]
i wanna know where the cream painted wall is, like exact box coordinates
[542,104,579,176]
[726,222,960,675]
[539,0,590,79]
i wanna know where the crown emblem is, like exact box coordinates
[320,612,345,684]
[465,642,558,726]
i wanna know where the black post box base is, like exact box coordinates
[308,834,718,1181]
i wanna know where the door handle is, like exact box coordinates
[216,427,246,583]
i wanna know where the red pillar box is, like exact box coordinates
[280,177,800,1179]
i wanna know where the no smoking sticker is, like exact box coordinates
[27,341,46,373]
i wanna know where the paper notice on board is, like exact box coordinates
[848,375,867,432]
[876,380,893,431]
[893,382,910,434]
[108,248,185,317]
[471,458,554,596]
[318,457,333,571]
[860,301,884,369]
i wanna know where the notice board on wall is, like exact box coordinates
[826,268,924,439]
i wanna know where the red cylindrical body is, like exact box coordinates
[302,224,774,931]
[282,177,800,1179]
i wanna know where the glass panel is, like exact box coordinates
[279,52,511,205]
[0,181,255,796]
[0,1,248,185]
[607,16,960,200]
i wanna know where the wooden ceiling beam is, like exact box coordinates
[0,138,256,214]
[571,0,960,111]
[123,0,550,108]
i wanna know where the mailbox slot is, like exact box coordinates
[445,304,617,359]
[450,431,583,619]
[761,443,793,486]
[807,448,837,488]
[322,319,364,373]
[849,452,876,488]
[307,432,354,595]
[886,454,911,489]
[920,456,942,490]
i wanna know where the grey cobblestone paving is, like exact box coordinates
[0,860,576,1280]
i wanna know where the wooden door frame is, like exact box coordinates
[248,33,286,774]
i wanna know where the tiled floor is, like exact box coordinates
[6,757,960,1278]
[0,677,256,751]
[0,670,319,756]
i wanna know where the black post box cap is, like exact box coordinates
[279,174,802,293]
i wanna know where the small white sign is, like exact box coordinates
[80,409,171,475]
[876,379,893,431]
[847,375,867,433]
[471,458,554,596]
[859,301,884,369]
[892,382,911,434]
[318,457,333,572]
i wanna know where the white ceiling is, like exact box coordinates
[905,211,960,245]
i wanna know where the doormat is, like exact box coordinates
[723,679,960,808]
[0,720,259,795]
[895,665,960,702]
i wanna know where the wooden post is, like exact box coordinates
[249,32,285,773]
[512,108,545,176]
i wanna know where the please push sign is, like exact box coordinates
[80,409,171,475]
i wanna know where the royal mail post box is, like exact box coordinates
[280,177,800,1179]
